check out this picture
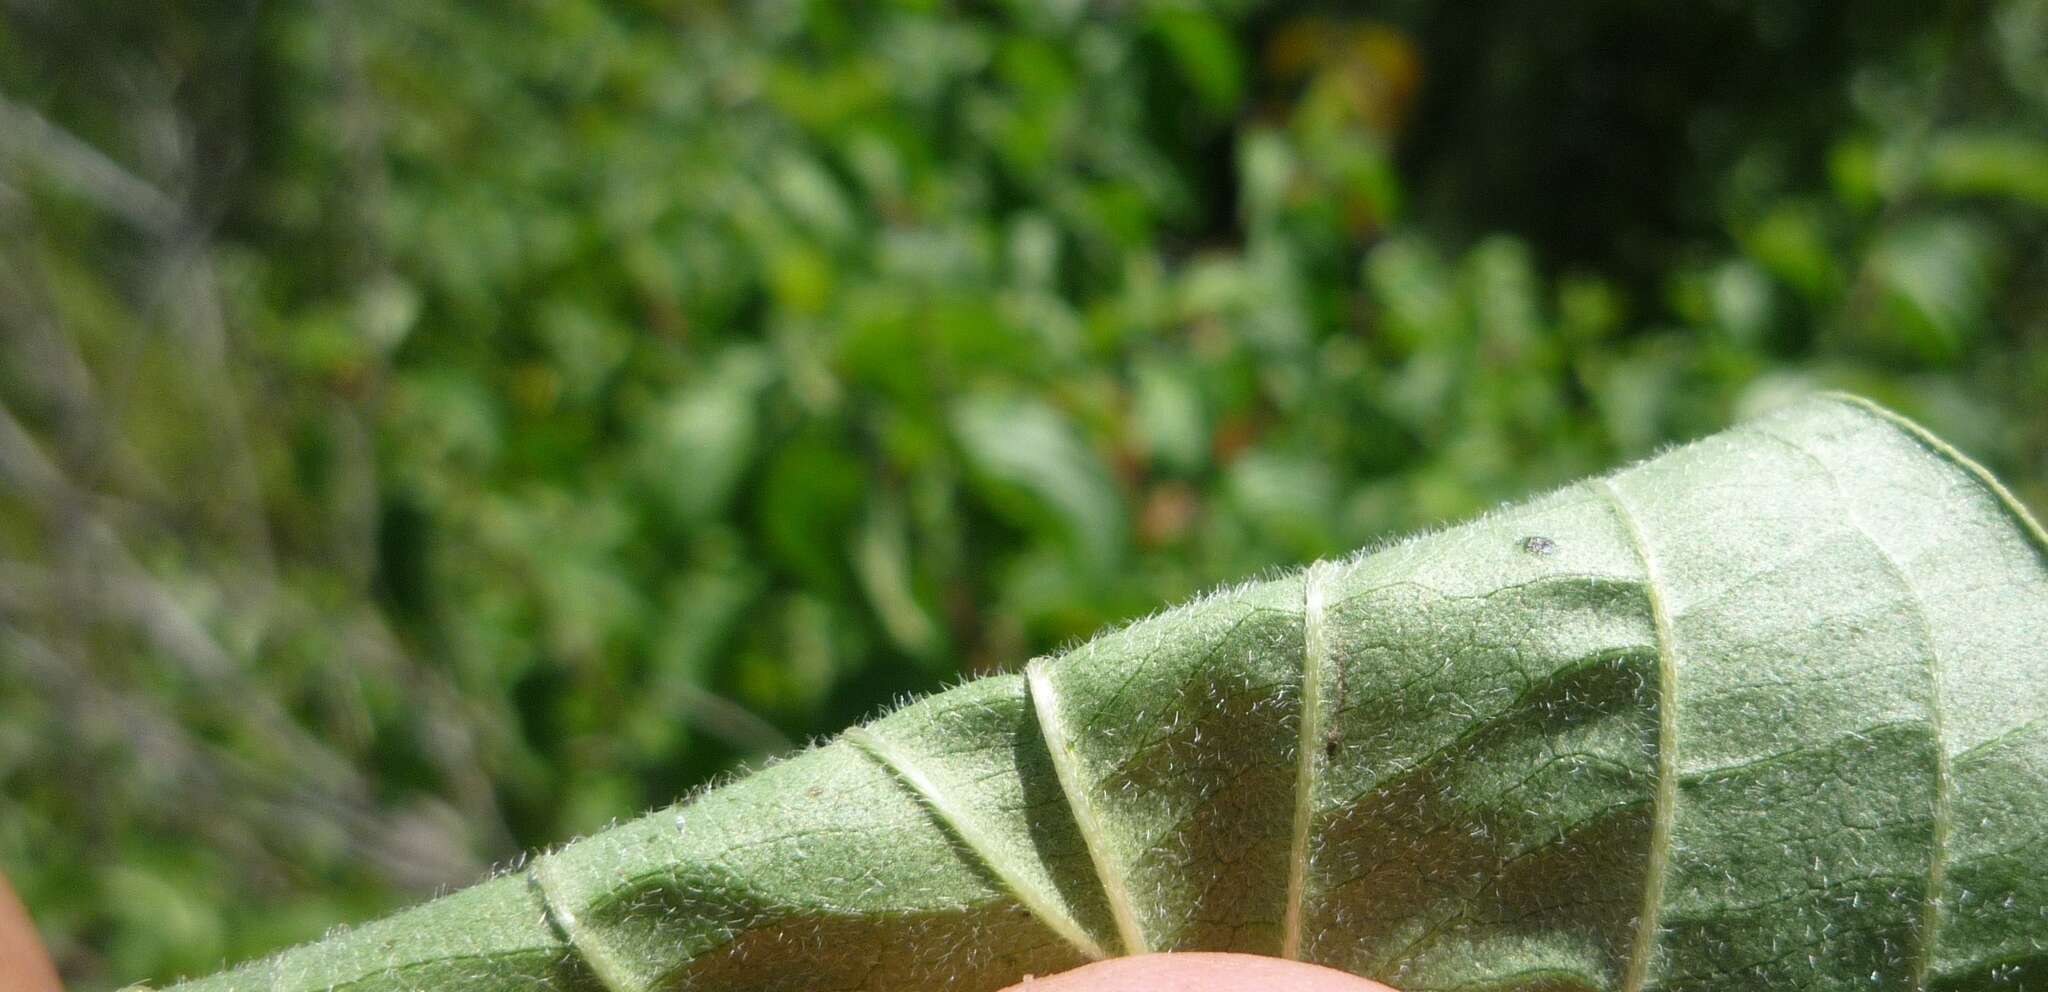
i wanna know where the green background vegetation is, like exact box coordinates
[1,1,2043,988]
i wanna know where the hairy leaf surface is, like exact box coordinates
[163,396,2048,992]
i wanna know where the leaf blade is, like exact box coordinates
[158,396,2048,992]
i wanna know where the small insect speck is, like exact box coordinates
[1520,536,1558,556]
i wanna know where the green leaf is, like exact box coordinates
[1924,132,2048,209]
[159,395,2048,992]
[1130,358,1209,475]
[952,393,1127,575]
[1866,219,2001,363]
[851,492,945,665]
[1147,11,1246,117]
[632,347,774,523]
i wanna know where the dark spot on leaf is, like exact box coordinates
[1521,535,1559,556]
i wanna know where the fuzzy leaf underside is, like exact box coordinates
[162,395,2048,992]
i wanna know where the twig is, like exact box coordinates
[0,95,181,236]
[1,622,479,889]
[0,401,357,786]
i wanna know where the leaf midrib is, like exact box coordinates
[1283,561,1335,960]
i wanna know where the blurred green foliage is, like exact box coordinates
[0,1,2044,988]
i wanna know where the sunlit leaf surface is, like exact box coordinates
[164,397,2048,992]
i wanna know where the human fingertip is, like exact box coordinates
[999,952,1398,992]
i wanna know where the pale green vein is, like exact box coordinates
[1026,658,1149,955]
[1877,546,1951,992]
[527,859,637,992]
[841,726,1110,961]
[1751,421,1954,992]
[1282,559,1334,960]
[1596,479,1680,992]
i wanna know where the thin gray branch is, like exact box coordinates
[0,95,181,235]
